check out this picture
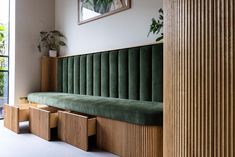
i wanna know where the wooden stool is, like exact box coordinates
[4,104,35,133]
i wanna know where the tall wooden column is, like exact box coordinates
[164,0,234,157]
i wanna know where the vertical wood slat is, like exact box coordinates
[96,117,163,157]
[164,0,234,157]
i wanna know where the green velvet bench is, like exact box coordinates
[28,43,163,157]
[28,92,163,125]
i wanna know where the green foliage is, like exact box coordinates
[148,8,164,42]
[83,0,114,14]
[0,24,7,53]
[38,30,66,52]
[0,72,7,96]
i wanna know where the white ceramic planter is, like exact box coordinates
[49,50,57,57]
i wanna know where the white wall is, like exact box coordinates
[55,0,163,56]
[12,0,55,103]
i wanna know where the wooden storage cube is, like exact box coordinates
[58,111,96,151]
[4,103,36,133]
[29,106,59,141]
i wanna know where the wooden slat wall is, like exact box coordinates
[164,0,235,157]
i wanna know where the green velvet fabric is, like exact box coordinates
[68,57,74,93]
[140,46,152,101]
[86,55,93,95]
[118,49,128,99]
[93,54,101,96]
[128,48,140,100]
[57,43,163,101]
[28,92,163,126]
[74,56,80,94]
[80,56,86,95]
[62,58,68,93]
[152,45,163,101]
[57,59,63,92]
[101,52,109,97]
[109,51,118,98]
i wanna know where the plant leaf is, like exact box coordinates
[156,36,163,42]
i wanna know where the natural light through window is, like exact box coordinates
[0,0,9,119]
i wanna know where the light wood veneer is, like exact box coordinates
[4,104,36,133]
[96,117,163,157]
[41,56,58,92]
[58,111,96,151]
[164,0,235,156]
[29,106,58,141]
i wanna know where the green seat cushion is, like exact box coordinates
[28,92,163,126]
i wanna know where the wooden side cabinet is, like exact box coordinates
[58,111,96,151]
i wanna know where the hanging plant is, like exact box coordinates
[148,8,164,42]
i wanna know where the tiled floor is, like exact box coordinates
[0,120,118,157]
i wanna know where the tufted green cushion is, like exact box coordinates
[28,92,163,126]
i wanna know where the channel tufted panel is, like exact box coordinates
[57,43,163,102]
[118,49,129,99]
[80,56,86,95]
[140,46,152,101]
[68,57,74,93]
[93,54,101,96]
[86,55,93,95]
[74,56,80,94]
[128,48,140,100]
[109,51,118,98]
[62,58,68,93]
[101,52,109,97]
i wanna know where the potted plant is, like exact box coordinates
[0,24,7,54]
[148,8,164,42]
[37,30,66,57]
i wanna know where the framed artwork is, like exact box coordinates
[78,0,131,24]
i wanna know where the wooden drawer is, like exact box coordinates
[58,111,96,151]
[4,103,37,133]
[29,106,59,141]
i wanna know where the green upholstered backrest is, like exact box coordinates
[57,43,163,102]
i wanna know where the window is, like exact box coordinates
[0,0,9,119]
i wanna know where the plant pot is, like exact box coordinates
[49,50,57,57]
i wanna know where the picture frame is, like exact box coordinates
[78,0,131,25]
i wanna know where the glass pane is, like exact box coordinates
[0,0,9,56]
[0,72,8,118]
[0,57,8,70]
[0,0,9,119]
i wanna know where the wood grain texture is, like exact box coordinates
[41,56,58,92]
[164,0,235,156]
[96,117,163,157]
[58,111,96,151]
[4,105,19,133]
[3,104,32,133]
[29,106,58,141]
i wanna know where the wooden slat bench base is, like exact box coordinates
[97,117,163,157]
